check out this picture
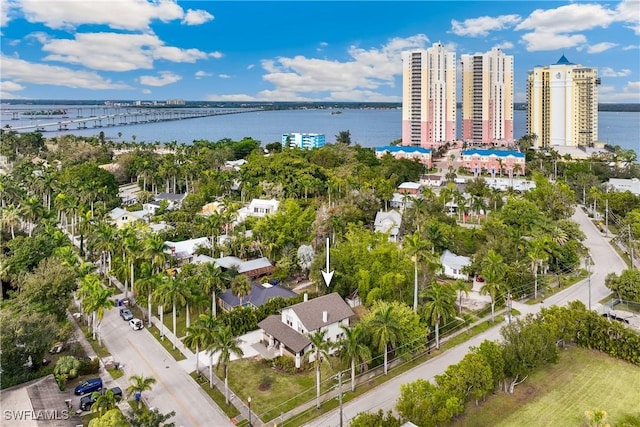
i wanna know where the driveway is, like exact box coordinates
[100,307,233,427]
[303,205,627,426]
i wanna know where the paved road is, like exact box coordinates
[100,307,234,427]
[304,206,627,426]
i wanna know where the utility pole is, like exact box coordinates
[605,199,609,236]
[630,224,635,269]
[334,371,345,427]
[506,292,513,323]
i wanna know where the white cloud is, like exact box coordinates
[18,0,184,30]
[182,9,213,25]
[247,64,255,70]
[0,55,131,89]
[493,41,514,50]
[0,80,25,92]
[142,89,151,94]
[516,3,615,33]
[600,67,632,77]
[586,42,617,53]
[209,51,223,59]
[139,71,181,87]
[317,41,328,52]
[616,0,640,35]
[195,70,212,78]
[520,31,586,52]
[622,44,640,50]
[451,14,521,37]
[1,0,18,27]
[40,32,211,71]
[204,93,259,102]
[598,81,640,102]
[218,74,230,79]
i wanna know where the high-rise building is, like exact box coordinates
[401,43,457,149]
[460,48,514,146]
[527,55,599,148]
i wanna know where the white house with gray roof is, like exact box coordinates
[258,293,355,368]
[440,250,471,280]
[374,210,402,242]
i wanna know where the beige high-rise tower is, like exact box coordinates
[527,55,599,148]
[401,43,457,149]
[460,48,514,146]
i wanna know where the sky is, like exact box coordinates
[0,0,639,103]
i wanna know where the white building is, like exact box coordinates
[460,48,514,146]
[108,207,150,229]
[258,293,354,368]
[165,237,211,262]
[607,178,640,195]
[401,43,457,149]
[374,210,402,242]
[440,250,471,280]
[236,198,280,223]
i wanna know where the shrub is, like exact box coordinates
[272,356,297,374]
[78,358,100,376]
[258,373,273,391]
[54,356,81,379]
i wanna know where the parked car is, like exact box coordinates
[129,318,143,331]
[74,378,103,395]
[119,308,133,321]
[79,386,123,411]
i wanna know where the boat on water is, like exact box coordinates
[331,111,342,115]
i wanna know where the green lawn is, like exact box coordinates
[451,347,640,427]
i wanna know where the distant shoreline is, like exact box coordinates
[1,100,639,113]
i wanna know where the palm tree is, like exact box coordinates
[183,312,219,378]
[78,274,115,345]
[89,221,117,276]
[480,249,506,322]
[123,231,143,299]
[126,374,156,408]
[207,325,244,404]
[528,237,550,300]
[143,233,169,274]
[368,304,402,375]
[422,281,456,350]
[306,330,333,409]
[404,231,429,313]
[91,388,119,414]
[454,278,472,313]
[338,324,371,392]
[153,276,191,349]
[1,204,20,238]
[199,263,226,317]
[231,274,252,308]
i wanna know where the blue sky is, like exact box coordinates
[1,0,639,103]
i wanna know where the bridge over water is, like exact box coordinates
[1,106,263,133]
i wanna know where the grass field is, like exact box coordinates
[451,346,640,427]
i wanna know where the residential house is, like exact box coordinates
[108,207,150,229]
[258,293,355,368]
[374,210,402,242]
[165,237,211,263]
[607,178,640,196]
[236,198,280,223]
[145,193,187,215]
[218,282,297,311]
[398,182,422,195]
[389,193,415,210]
[421,174,443,187]
[193,255,275,278]
[440,250,471,280]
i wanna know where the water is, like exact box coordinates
[2,105,638,155]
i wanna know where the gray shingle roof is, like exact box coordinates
[219,283,297,308]
[289,293,354,332]
[258,315,310,353]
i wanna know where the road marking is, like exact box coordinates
[128,337,200,427]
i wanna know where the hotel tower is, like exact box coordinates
[460,48,514,146]
[527,55,599,148]
[401,43,457,149]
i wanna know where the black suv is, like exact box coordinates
[79,386,123,411]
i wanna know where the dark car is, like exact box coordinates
[79,386,123,411]
[74,377,103,395]
[119,308,133,321]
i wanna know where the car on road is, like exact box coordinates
[119,308,133,321]
[129,318,144,330]
[74,377,103,395]
[79,386,123,411]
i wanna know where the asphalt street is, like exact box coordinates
[303,205,627,426]
[100,308,234,427]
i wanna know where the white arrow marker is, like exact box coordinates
[321,237,334,287]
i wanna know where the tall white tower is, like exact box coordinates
[401,43,457,149]
[460,48,514,146]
